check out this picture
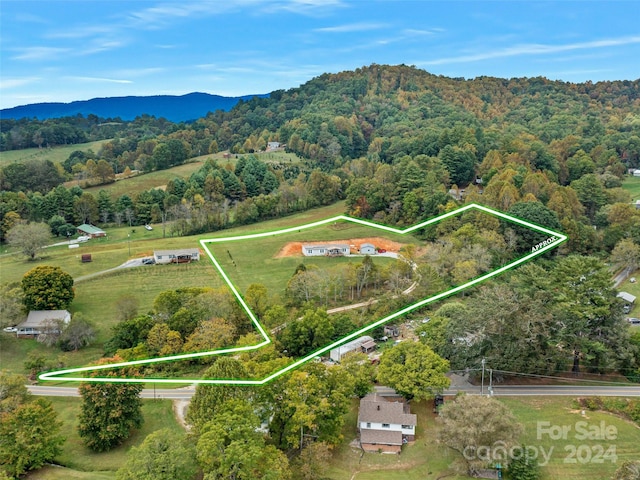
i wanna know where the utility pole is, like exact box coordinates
[481,358,486,396]
[488,368,493,396]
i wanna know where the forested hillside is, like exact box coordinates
[2,64,640,252]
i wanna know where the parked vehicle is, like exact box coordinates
[144,224,153,231]
[627,317,640,325]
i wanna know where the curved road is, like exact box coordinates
[28,384,640,399]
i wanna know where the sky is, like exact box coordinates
[1,0,639,109]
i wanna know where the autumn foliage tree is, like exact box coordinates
[21,265,74,310]
[77,358,143,452]
[0,372,65,478]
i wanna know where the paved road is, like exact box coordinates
[28,384,640,399]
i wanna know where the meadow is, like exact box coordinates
[0,139,112,167]
[622,175,640,201]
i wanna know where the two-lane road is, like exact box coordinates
[28,384,640,399]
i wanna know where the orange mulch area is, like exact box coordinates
[275,237,406,258]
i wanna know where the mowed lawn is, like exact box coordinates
[622,175,640,201]
[0,140,112,167]
[79,160,206,198]
[47,397,182,473]
[326,396,640,480]
[206,219,419,295]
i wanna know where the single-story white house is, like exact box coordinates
[358,392,417,454]
[301,244,350,257]
[360,243,376,255]
[16,310,71,338]
[618,291,637,304]
[330,335,375,362]
[153,248,201,264]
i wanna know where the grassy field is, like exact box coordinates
[622,175,640,201]
[207,219,418,295]
[0,202,348,374]
[79,149,303,199]
[0,140,112,167]
[325,396,640,480]
[50,397,182,473]
[78,160,206,198]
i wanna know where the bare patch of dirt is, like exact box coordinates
[275,237,407,258]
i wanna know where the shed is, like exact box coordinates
[16,310,71,338]
[154,248,200,264]
[330,336,374,362]
[76,224,106,238]
[618,292,637,304]
[81,254,92,263]
[360,243,376,255]
[384,325,400,337]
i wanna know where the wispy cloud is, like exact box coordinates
[63,76,133,84]
[0,77,41,89]
[260,0,344,15]
[420,35,640,66]
[11,46,70,61]
[112,67,167,78]
[315,22,386,33]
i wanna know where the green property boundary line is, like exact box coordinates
[39,203,567,385]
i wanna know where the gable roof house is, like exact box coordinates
[302,244,350,257]
[153,248,201,264]
[16,310,71,338]
[358,393,417,453]
[76,224,106,238]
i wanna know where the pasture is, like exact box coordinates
[0,139,112,167]
[622,175,640,201]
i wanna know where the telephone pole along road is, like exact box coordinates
[28,384,640,399]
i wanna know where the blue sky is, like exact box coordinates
[1,1,639,109]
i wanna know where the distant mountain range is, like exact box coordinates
[0,92,269,123]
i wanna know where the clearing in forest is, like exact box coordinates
[40,203,567,385]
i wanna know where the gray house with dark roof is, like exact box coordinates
[16,310,71,338]
[358,392,417,453]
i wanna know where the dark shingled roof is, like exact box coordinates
[358,394,417,426]
[360,429,403,445]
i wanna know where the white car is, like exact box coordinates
[3,326,17,333]
[144,224,153,231]
[77,235,90,242]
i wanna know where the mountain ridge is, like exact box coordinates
[0,92,269,123]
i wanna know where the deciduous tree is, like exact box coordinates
[7,222,51,260]
[0,380,64,478]
[78,360,143,452]
[376,341,450,401]
[21,265,74,310]
[116,428,197,480]
[437,395,522,475]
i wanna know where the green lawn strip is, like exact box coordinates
[0,334,101,375]
[499,396,640,479]
[80,160,205,198]
[622,175,640,201]
[0,140,112,167]
[26,466,115,479]
[49,397,183,472]
[209,222,409,295]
